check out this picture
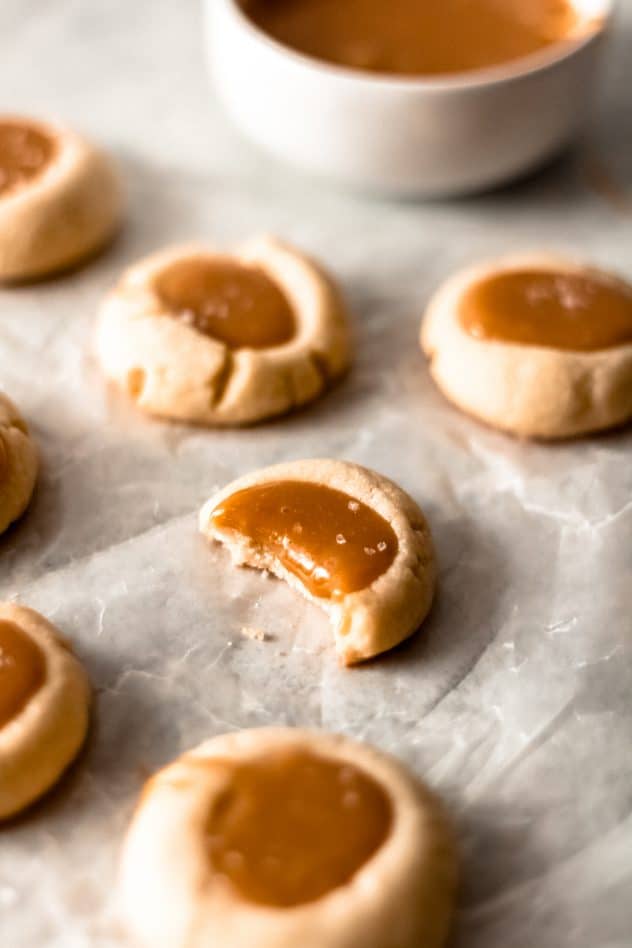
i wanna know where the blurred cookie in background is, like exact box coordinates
[0,115,122,282]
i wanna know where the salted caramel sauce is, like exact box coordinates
[205,748,392,907]
[460,268,632,352]
[0,120,57,198]
[154,257,296,350]
[242,0,583,77]
[0,620,46,728]
[211,480,398,599]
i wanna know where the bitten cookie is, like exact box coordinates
[120,727,457,948]
[0,392,38,536]
[199,459,436,665]
[421,254,632,439]
[0,114,122,281]
[0,603,91,820]
[96,236,351,425]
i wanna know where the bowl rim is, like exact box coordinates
[212,0,614,92]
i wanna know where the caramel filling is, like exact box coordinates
[154,258,296,349]
[241,0,582,77]
[205,748,392,906]
[0,620,46,728]
[460,268,632,352]
[0,120,56,198]
[211,480,398,599]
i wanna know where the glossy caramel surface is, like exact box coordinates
[0,120,56,198]
[242,0,580,77]
[460,268,632,352]
[206,748,392,906]
[0,620,46,728]
[154,257,296,349]
[211,480,397,598]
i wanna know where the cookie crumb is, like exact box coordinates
[240,626,270,642]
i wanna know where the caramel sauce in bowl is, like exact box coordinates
[207,0,611,195]
[241,0,584,79]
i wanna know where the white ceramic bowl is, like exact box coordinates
[206,0,613,197]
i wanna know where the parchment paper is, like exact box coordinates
[1,2,631,946]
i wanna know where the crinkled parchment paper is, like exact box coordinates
[1,2,631,946]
